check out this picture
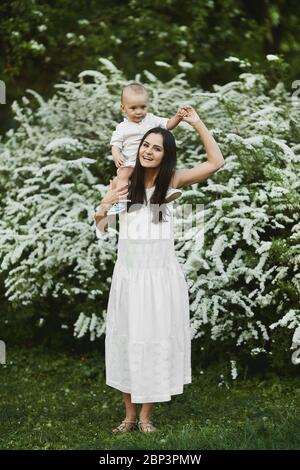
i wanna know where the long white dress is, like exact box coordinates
[105,186,192,403]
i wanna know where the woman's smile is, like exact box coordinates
[142,154,154,161]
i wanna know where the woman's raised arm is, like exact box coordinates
[173,107,225,189]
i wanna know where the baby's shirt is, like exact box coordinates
[110,113,169,163]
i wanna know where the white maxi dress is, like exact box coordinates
[105,186,192,403]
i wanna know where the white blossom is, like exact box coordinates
[37,25,47,32]
[266,54,279,61]
[29,40,45,53]
[178,61,193,69]
[0,59,299,369]
[230,360,238,380]
[44,137,83,153]
[155,61,171,68]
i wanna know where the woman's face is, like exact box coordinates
[138,133,165,168]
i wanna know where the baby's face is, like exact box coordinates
[121,92,148,123]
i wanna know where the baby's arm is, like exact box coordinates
[110,123,125,168]
[112,146,125,168]
[166,107,189,130]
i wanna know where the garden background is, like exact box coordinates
[0,0,300,450]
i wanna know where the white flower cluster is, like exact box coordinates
[73,311,107,341]
[0,59,299,371]
[44,137,84,153]
[270,309,300,363]
[230,360,238,380]
[29,39,46,53]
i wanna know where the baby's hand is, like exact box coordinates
[181,106,201,126]
[176,106,189,119]
[113,153,125,168]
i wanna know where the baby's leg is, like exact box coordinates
[107,166,134,214]
[114,166,134,199]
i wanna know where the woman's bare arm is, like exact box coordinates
[94,180,129,233]
[94,202,111,232]
[172,107,225,189]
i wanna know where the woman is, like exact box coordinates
[95,106,225,433]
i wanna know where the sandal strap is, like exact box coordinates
[138,420,156,432]
[113,418,137,433]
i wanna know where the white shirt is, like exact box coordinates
[110,112,169,163]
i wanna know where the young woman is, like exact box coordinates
[94,106,225,433]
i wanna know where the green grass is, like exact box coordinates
[0,347,300,450]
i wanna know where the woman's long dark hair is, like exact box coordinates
[127,126,177,222]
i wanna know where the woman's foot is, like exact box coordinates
[138,418,157,433]
[165,187,182,203]
[112,416,138,434]
[107,201,128,215]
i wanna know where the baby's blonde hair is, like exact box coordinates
[121,83,148,103]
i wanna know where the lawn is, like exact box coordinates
[0,347,299,450]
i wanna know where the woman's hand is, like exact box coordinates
[181,106,202,126]
[94,180,130,219]
[102,180,130,205]
[176,107,189,119]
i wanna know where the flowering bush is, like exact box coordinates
[0,58,299,371]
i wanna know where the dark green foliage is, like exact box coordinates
[1,0,300,131]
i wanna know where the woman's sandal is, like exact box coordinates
[138,420,157,433]
[112,418,138,434]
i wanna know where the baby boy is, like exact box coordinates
[108,82,187,214]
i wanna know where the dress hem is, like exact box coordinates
[106,376,192,403]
